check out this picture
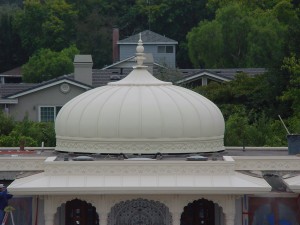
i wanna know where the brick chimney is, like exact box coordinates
[112,27,119,63]
[73,55,93,86]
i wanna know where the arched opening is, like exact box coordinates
[55,199,99,225]
[108,198,172,225]
[181,198,224,225]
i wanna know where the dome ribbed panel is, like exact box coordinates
[118,87,141,138]
[169,86,225,137]
[163,86,203,138]
[150,87,183,138]
[96,87,131,138]
[79,86,121,138]
[55,86,111,137]
[140,87,163,138]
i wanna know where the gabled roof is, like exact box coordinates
[177,68,267,84]
[0,67,22,76]
[118,30,178,45]
[0,83,37,98]
[4,76,92,99]
[176,70,232,84]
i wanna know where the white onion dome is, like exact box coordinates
[55,36,225,154]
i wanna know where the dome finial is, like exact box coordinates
[135,33,146,68]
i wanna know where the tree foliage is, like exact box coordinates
[0,4,25,72]
[280,54,300,116]
[22,45,79,83]
[0,112,55,147]
[13,0,77,55]
[187,1,290,68]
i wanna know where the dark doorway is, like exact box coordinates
[65,199,99,225]
[181,199,222,225]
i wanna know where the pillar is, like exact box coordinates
[44,212,55,225]
[201,77,208,86]
[172,212,181,225]
[100,210,108,225]
[44,196,56,225]
[222,195,236,225]
[225,213,235,225]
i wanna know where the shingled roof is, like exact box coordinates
[0,83,37,98]
[118,30,178,44]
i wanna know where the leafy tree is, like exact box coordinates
[216,3,250,67]
[13,0,77,55]
[0,4,25,73]
[75,9,112,68]
[246,9,286,67]
[0,110,15,136]
[0,114,55,147]
[187,1,287,68]
[280,54,300,116]
[187,20,223,68]
[22,45,79,83]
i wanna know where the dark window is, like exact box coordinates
[40,106,62,122]
[166,46,173,53]
[157,45,173,53]
[157,46,165,53]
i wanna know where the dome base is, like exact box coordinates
[55,136,225,154]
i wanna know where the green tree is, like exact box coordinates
[216,3,250,67]
[0,110,15,136]
[187,21,223,68]
[0,113,56,147]
[13,0,77,55]
[187,1,287,68]
[280,54,300,116]
[246,9,286,67]
[0,4,25,72]
[22,45,79,83]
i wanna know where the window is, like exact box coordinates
[39,106,62,122]
[157,45,173,53]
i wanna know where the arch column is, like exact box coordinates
[44,196,56,225]
[172,212,181,225]
[225,213,235,225]
[168,195,180,225]
[222,195,237,225]
[98,196,110,225]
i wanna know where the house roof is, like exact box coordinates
[177,68,267,84]
[0,67,22,76]
[0,67,266,103]
[118,30,178,45]
[4,76,92,99]
[0,83,37,98]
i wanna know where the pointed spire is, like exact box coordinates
[135,33,147,68]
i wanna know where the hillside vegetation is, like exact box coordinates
[0,0,299,147]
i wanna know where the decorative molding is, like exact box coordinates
[55,139,224,154]
[233,157,300,171]
[60,83,70,93]
[44,161,235,175]
[0,157,46,171]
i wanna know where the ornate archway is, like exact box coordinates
[108,198,172,225]
[55,199,99,225]
[181,198,224,225]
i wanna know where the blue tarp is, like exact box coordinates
[0,189,13,223]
